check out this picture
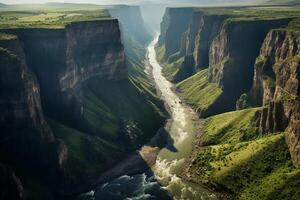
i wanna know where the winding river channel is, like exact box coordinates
[79,38,217,200]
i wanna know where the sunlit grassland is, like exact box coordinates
[0,9,110,29]
[176,69,222,112]
[188,108,300,200]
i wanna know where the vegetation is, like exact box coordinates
[176,69,222,112]
[42,10,166,184]
[0,32,16,40]
[0,10,110,29]
[187,108,300,200]
[48,119,121,177]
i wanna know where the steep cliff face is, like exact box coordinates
[0,37,45,130]
[15,29,67,120]
[249,29,300,106]
[0,18,129,198]
[193,14,229,69]
[208,18,290,109]
[158,7,193,59]
[180,11,203,57]
[0,36,68,198]
[64,20,126,88]
[4,19,126,122]
[0,7,167,199]
[247,29,300,166]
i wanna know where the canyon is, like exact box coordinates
[0,2,300,200]
[0,5,166,200]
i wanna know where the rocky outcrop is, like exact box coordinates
[208,18,290,110]
[246,29,300,166]
[180,11,203,57]
[194,14,229,69]
[249,29,300,106]
[178,12,229,70]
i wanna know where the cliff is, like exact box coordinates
[209,18,290,111]
[0,34,68,199]
[162,7,300,199]
[165,9,292,116]
[0,7,167,199]
[158,7,193,60]
[0,17,122,199]
[5,20,126,123]
[245,29,300,166]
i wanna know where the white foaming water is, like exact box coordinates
[148,37,217,199]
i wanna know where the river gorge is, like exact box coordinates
[79,37,217,200]
[0,2,300,200]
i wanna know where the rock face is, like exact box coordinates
[158,7,193,59]
[0,36,68,195]
[158,9,294,116]
[0,37,45,131]
[208,19,290,105]
[179,13,229,70]
[0,18,127,197]
[4,19,126,121]
[247,29,300,166]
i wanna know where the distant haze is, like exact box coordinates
[0,0,270,5]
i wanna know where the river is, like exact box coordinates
[79,38,217,200]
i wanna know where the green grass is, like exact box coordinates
[0,32,16,40]
[75,26,166,151]
[176,69,222,112]
[187,108,300,200]
[82,76,165,147]
[0,10,110,29]
[155,44,166,63]
[48,118,121,178]
[161,57,184,82]
[155,43,185,82]
[202,108,261,145]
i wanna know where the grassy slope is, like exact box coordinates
[187,108,300,200]
[155,43,185,82]
[176,69,222,112]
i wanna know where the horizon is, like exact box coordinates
[0,0,269,5]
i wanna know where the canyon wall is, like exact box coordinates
[0,35,68,199]
[0,18,127,198]
[209,18,290,109]
[158,7,193,60]
[158,8,300,167]
[159,8,292,114]
[5,20,126,122]
[247,29,300,166]
[0,5,167,199]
